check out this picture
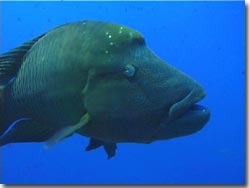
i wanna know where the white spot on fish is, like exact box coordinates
[119,26,123,34]
[108,35,112,39]
[110,42,114,46]
[129,32,133,38]
[105,31,109,35]
[105,50,109,54]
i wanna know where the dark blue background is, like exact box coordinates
[1,1,245,184]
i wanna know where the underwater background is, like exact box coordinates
[1,1,245,185]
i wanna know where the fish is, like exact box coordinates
[0,21,210,159]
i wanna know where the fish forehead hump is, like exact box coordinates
[60,21,146,68]
[39,21,146,68]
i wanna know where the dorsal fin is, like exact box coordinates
[0,34,45,85]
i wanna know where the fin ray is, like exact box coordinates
[0,34,45,85]
[45,113,90,148]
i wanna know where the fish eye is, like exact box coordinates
[123,64,136,78]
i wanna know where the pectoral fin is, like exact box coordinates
[45,113,90,148]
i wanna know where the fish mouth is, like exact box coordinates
[153,103,210,142]
[172,103,210,132]
[177,104,210,120]
[167,85,207,122]
[153,86,210,142]
[166,102,210,126]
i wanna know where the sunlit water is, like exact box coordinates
[1,1,245,184]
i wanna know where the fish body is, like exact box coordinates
[0,21,210,158]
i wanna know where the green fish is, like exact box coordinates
[0,21,210,159]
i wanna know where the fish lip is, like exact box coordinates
[173,103,211,133]
[154,104,210,141]
[146,103,210,143]
[168,85,206,121]
[177,104,210,120]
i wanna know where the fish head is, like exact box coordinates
[81,22,210,142]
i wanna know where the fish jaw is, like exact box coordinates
[149,104,210,142]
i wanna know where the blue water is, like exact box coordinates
[1,1,245,185]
